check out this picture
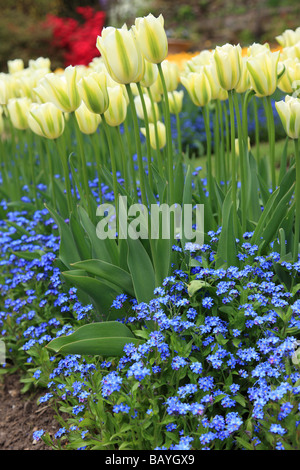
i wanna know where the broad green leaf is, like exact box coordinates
[71,258,135,297]
[126,237,155,304]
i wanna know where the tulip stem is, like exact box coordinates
[147,87,164,177]
[233,90,246,234]
[217,100,227,190]
[116,126,129,194]
[253,97,260,163]
[203,105,213,208]
[265,96,276,192]
[101,113,119,223]
[137,82,153,193]
[55,137,73,214]
[46,139,57,211]
[125,84,148,208]
[157,62,174,206]
[175,110,182,157]
[123,116,138,200]
[294,138,300,263]
[228,90,238,237]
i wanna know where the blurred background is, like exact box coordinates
[0,0,299,71]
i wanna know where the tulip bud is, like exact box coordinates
[35,66,81,112]
[278,58,300,94]
[203,64,228,101]
[276,27,300,48]
[75,101,101,134]
[78,71,109,115]
[104,85,127,126]
[275,95,300,139]
[185,50,213,73]
[155,60,179,93]
[247,50,280,97]
[134,93,159,123]
[168,90,184,114]
[213,44,242,90]
[7,59,24,75]
[235,57,251,94]
[7,97,31,130]
[235,136,251,156]
[0,77,12,105]
[28,102,65,139]
[181,71,211,107]
[29,57,51,71]
[141,121,166,149]
[247,42,270,57]
[140,60,158,88]
[133,14,168,64]
[96,25,144,84]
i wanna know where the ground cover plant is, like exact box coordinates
[0,14,300,450]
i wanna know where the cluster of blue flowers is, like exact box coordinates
[1,198,300,450]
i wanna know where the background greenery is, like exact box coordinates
[0,0,300,71]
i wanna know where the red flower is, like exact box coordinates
[45,7,105,67]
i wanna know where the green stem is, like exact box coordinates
[253,97,260,163]
[125,84,148,208]
[228,90,238,236]
[116,126,129,194]
[46,140,57,211]
[123,116,138,200]
[73,113,93,219]
[217,100,227,189]
[101,113,120,221]
[223,99,230,180]
[137,82,153,192]
[203,105,213,206]
[293,138,300,263]
[265,95,276,192]
[27,130,38,207]
[233,90,246,234]
[175,110,182,156]
[147,87,164,177]
[91,131,102,203]
[55,137,73,214]
[157,62,174,205]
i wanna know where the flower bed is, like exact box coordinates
[0,14,300,451]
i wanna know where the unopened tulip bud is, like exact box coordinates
[7,59,24,75]
[275,95,300,139]
[28,102,65,139]
[213,44,242,90]
[36,66,80,112]
[104,85,127,126]
[78,71,109,115]
[235,136,251,156]
[134,93,159,122]
[278,58,300,94]
[276,27,300,48]
[168,90,184,114]
[75,101,101,134]
[133,14,168,64]
[29,57,51,71]
[140,60,158,88]
[181,71,211,107]
[235,57,251,94]
[141,121,166,149]
[156,60,179,93]
[96,25,144,84]
[7,97,31,130]
[247,50,280,97]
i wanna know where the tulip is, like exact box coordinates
[78,71,109,115]
[213,44,242,90]
[7,97,31,130]
[275,95,300,140]
[235,57,251,94]
[28,102,65,139]
[185,50,213,73]
[154,60,179,94]
[276,27,300,48]
[140,60,158,88]
[168,90,184,114]
[203,64,228,101]
[246,50,280,97]
[133,14,168,64]
[181,71,211,107]
[141,121,166,149]
[0,76,12,105]
[7,59,24,75]
[278,58,300,94]
[104,85,127,127]
[247,42,270,57]
[34,66,81,113]
[134,93,159,122]
[75,101,101,134]
[28,57,51,71]
[96,25,144,84]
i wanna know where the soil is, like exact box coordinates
[0,372,61,451]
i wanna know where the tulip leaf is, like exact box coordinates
[46,321,141,357]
